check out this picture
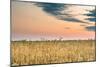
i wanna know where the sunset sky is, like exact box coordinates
[11,1,96,40]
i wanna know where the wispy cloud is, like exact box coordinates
[34,3,66,16]
[35,3,95,24]
[84,9,96,22]
[64,27,70,29]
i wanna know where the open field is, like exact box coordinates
[11,40,96,66]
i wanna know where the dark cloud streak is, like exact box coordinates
[84,9,96,22]
[35,2,95,24]
[85,26,95,31]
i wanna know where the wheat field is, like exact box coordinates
[11,40,96,66]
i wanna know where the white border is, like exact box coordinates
[0,0,10,67]
[0,0,98,67]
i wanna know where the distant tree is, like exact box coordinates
[59,37,63,41]
[40,37,46,41]
[21,40,26,42]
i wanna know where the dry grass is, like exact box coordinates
[11,40,96,66]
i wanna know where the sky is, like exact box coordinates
[11,1,96,41]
